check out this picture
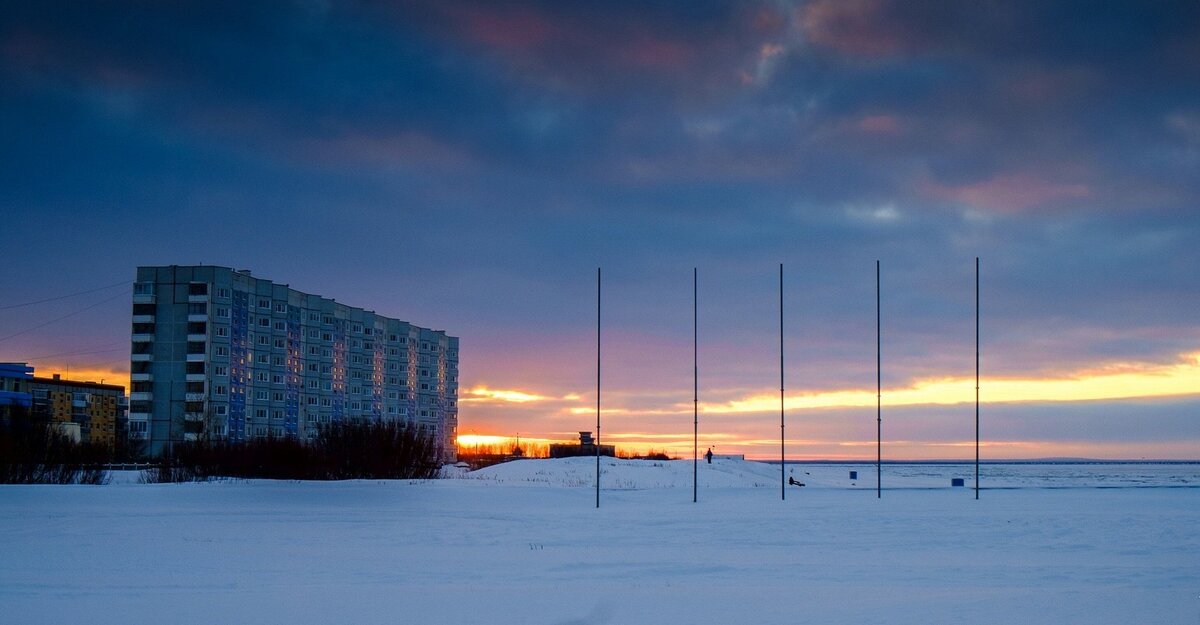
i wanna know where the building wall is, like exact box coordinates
[131,266,459,459]
[0,363,34,419]
[24,375,127,448]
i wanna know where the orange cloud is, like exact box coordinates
[706,351,1200,414]
[461,387,552,404]
[923,172,1090,213]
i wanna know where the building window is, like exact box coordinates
[272,374,283,384]
[307,380,317,389]
[256,372,268,382]
[215,326,228,337]
[216,405,228,415]
[215,385,227,395]
[321,398,331,407]
[308,347,319,356]
[258,298,269,309]
[322,332,332,342]
[214,366,228,377]
[307,397,317,405]
[215,346,228,357]
[322,315,333,325]
[275,303,286,313]
[216,288,230,298]
[258,317,269,327]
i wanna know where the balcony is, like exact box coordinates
[186,353,206,362]
[183,412,206,422]
[132,314,155,323]
[183,433,199,442]
[132,293,155,304]
[184,392,206,402]
[130,353,153,362]
[188,313,208,322]
[129,392,152,402]
[130,373,153,382]
[128,411,150,421]
[187,294,208,303]
[131,334,154,342]
[187,333,207,342]
[185,373,206,382]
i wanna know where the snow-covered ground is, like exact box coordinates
[2,458,1197,624]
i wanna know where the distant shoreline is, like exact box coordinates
[758,459,1200,465]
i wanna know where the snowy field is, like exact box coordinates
[1,458,1198,625]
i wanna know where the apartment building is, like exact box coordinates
[0,363,126,449]
[129,266,459,460]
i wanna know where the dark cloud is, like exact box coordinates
[1,1,1198,456]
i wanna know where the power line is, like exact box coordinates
[0,279,128,311]
[0,290,130,344]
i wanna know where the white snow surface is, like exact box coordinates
[2,458,1198,625]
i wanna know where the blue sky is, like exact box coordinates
[2,1,1198,458]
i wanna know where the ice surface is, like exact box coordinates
[1,459,1197,625]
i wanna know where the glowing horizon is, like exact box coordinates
[456,350,1200,461]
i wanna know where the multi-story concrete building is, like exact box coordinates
[129,266,459,460]
[0,362,34,419]
[0,363,126,449]
[29,373,126,449]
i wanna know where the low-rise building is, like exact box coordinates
[29,373,126,451]
[0,363,126,450]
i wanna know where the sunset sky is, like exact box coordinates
[2,1,1198,459]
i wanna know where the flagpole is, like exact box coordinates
[780,263,785,501]
[596,267,601,509]
[876,260,881,500]
[693,267,698,504]
[975,257,980,500]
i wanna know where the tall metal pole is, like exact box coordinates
[975,257,980,500]
[876,260,881,499]
[693,267,698,504]
[780,263,785,501]
[596,267,601,509]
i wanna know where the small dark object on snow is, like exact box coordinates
[951,478,965,487]
[788,476,806,487]
[849,470,858,480]
[705,448,713,464]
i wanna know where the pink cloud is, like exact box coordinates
[453,6,560,51]
[923,172,1091,213]
[799,0,910,57]
[856,114,902,135]
[411,3,767,90]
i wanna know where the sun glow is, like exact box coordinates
[704,352,1200,414]
[460,387,550,403]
